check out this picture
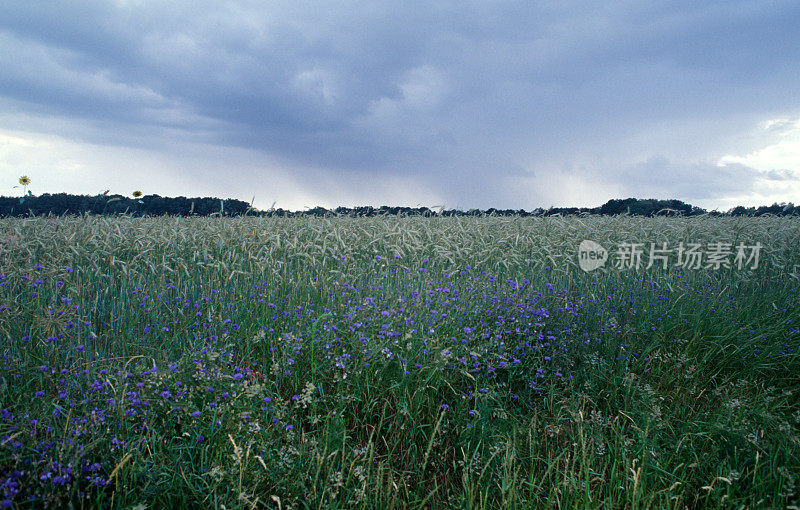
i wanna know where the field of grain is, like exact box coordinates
[1,215,799,508]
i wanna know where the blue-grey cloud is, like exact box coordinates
[616,157,799,200]
[1,0,799,208]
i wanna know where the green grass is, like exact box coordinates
[0,214,798,508]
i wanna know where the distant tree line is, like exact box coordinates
[0,194,252,217]
[0,193,797,217]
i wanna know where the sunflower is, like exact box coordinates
[132,190,143,198]
[19,175,31,186]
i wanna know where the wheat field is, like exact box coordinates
[1,215,798,508]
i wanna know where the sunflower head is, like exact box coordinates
[132,190,143,198]
[19,175,31,186]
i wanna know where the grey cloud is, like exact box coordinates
[763,169,799,181]
[616,157,788,200]
[1,1,799,207]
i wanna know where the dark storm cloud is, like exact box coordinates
[1,0,799,207]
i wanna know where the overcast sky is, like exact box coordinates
[1,1,799,211]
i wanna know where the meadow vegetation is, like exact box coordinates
[0,215,798,508]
